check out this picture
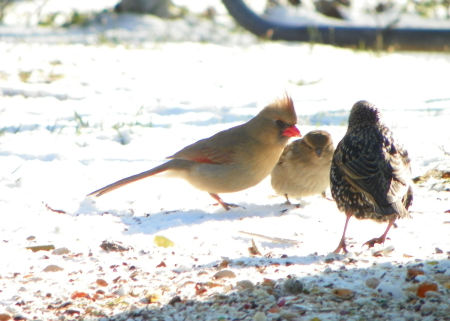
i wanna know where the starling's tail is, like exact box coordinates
[390,201,410,218]
[375,199,410,219]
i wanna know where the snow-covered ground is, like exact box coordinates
[0,1,449,321]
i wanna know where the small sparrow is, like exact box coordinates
[88,95,301,210]
[330,101,413,253]
[271,130,334,204]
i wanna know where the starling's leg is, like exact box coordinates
[364,218,396,248]
[209,193,240,211]
[333,213,352,254]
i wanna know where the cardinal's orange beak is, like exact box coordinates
[282,125,301,137]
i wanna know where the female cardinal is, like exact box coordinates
[88,95,300,210]
[271,130,334,204]
[330,101,413,253]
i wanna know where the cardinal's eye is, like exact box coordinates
[276,119,288,129]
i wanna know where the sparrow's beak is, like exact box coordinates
[315,148,323,157]
[282,125,301,137]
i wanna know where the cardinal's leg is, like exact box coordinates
[209,193,240,211]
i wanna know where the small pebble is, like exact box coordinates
[253,311,266,321]
[283,278,304,295]
[52,247,70,255]
[236,280,254,290]
[168,296,181,306]
[43,265,63,272]
[420,302,435,316]
[213,270,236,280]
[365,277,380,289]
[114,286,127,297]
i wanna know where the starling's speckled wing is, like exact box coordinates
[337,138,409,216]
[338,151,393,214]
[385,149,412,214]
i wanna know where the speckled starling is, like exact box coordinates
[271,130,335,204]
[330,101,413,253]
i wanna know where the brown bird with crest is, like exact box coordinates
[88,95,300,210]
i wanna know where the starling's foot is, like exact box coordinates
[363,236,387,248]
[333,239,348,254]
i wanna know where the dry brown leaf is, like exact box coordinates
[218,259,230,269]
[262,278,276,288]
[332,288,355,300]
[268,306,280,313]
[26,245,55,252]
[407,268,424,280]
[195,283,207,296]
[145,293,160,303]
[248,239,262,256]
[71,291,91,300]
[204,282,222,288]
[0,313,11,321]
[417,282,438,298]
[96,279,108,287]
[44,203,67,214]
[100,240,129,252]
[156,261,166,268]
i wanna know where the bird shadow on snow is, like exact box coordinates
[196,253,325,271]
[119,203,292,236]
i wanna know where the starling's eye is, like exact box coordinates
[276,119,288,129]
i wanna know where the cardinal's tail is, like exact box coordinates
[87,161,173,197]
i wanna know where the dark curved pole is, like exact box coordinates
[222,0,450,50]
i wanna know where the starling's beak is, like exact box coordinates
[315,148,322,157]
